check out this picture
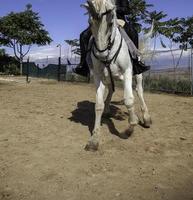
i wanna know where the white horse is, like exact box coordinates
[83,0,152,151]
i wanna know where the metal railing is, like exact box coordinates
[23,47,193,95]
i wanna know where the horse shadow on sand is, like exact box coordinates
[68,100,133,139]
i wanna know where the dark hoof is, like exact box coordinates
[102,112,112,119]
[118,132,130,139]
[73,66,89,77]
[140,118,152,128]
[85,141,99,152]
[119,126,134,139]
[143,123,151,128]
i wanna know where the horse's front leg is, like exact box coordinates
[85,78,106,151]
[103,85,113,118]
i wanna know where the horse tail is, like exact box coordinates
[139,21,154,61]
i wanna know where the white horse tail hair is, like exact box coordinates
[144,20,154,40]
[139,20,154,61]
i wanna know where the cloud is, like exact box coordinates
[28,45,65,60]
[24,44,80,68]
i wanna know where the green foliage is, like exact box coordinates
[5,63,20,75]
[148,15,193,50]
[144,76,191,95]
[142,7,193,51]
[143,10,168,37]
[126,0,154,32]
[161,18,181,37]
[65,39,79,47]
[0,53,19,75]
[177,16,193,48]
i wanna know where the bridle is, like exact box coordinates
[93,36,115,53]
[92,7,114,21]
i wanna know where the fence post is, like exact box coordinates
[26,57,30,83]
[148,69,151,91]
[58,56,61,81]
[191,48,193,96]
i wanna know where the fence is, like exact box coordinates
[143,48,193,95]
[22,57,89,83]
[23,47,193,96]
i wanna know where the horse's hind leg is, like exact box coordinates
[135,74,152,128]
[123,68,138,135]
[85,78,105,151]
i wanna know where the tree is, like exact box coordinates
[64,39,81,63]
[65,39,80,56]
[126,0,154,32]
[143,10,168,61]
[176,16,193,49]
[158,17,193,68]
[0,4,52,74]
[144,10,168,35]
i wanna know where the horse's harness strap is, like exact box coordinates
[101,9,113,18]
[93,37,115,53]
[94,8,115,20]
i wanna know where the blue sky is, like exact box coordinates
[0,0,193,60]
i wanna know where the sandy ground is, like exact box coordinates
[0,77,193,200]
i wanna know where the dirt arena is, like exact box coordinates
[0,77,193,200]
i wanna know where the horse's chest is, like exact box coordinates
[102,64,122,84]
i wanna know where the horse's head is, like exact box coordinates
[82,0,116,44]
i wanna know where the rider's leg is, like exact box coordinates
[119,27,140,59]
[73,27,92,77]
[80,27,91,66]
[121,23,151,75]
[123,22,139,48]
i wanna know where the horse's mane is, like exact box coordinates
[91,0,103,11]
[89,0,115,12]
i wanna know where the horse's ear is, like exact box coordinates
[80,3,89,10]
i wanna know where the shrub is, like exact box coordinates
[144,76,191,95]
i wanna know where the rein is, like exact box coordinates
[93,37,115,53]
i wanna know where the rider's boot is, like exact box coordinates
[132,58,150,75]
[73,58,89,77]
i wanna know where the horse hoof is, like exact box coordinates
[119,126,134,139]
[102,112,111,119]
[125,126,134,135]
[85,141,99,152]
[143,118,152,128]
